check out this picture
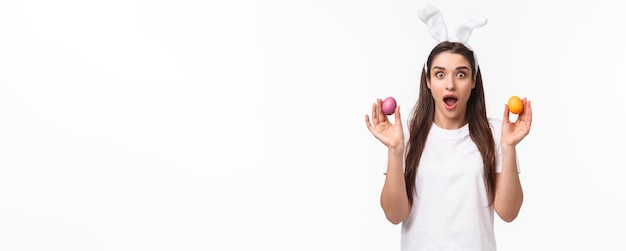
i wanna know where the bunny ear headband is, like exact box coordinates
[417,3,487,72]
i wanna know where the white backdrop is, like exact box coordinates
[1,0,625,250]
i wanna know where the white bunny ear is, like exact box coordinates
[452,16,487,44]
[417,3,448,42]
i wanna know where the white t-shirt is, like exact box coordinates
[398,118,519,251]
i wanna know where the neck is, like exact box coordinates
[433,114,467,130]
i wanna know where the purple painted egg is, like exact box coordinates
[382,97,396,115]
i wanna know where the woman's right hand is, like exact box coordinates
[365,98,405,151]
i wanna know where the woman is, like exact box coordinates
[364,41,532,250]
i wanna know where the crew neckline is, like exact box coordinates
[430,122,469,139]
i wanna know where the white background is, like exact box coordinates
[1,0,625,250]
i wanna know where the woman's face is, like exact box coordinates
[427,51,475,129]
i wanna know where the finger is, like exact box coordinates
[518,98,531,118]
[365,114,375,132]
[376,99,387,123]
[524,100,533,126]
[371,102,379,125]
[502,103,510,123]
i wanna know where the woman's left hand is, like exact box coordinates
[501,97,532,148]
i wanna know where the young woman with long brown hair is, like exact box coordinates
[365,30,532,251]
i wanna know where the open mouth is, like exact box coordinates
[443,95,458,108]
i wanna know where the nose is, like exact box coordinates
[445,76,455,91]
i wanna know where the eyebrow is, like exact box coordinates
[432,66,471,71]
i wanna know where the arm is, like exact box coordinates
[494,99,532,222]
[494,145,523,222]
[365,100,411,224]
[380,146,410,224]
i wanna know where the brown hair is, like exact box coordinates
[404,41,496,205]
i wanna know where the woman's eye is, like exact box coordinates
[456,72,466,78]
[436,72,444,78]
